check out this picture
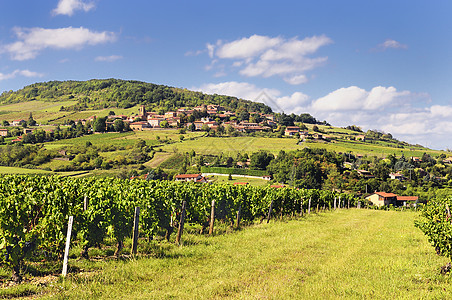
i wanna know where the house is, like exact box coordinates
[262,175,272,181]
[389,172,405,180]
[23,128,33,134]
[193,121,204,130]
[174,174,207,183]
[148,118,165,127]
[366,192,398,207]
[0,129,8,137]
[357,170,375,179]
[411,157,421,162]
[366,192,419,207]
[130,121,151,131]
[164,111,177,118]
[233,182,249,185]
[356,134,366,141]
[11,119,26,126]
[396,196,418,207]
[285,126,300,136]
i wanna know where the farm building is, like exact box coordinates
[174,174,207,183]
[366,192,418,207]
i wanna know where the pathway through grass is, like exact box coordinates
[45,209,452,299]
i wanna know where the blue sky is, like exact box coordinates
[1,0,452,150]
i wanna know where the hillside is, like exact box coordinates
[0,79,272,114]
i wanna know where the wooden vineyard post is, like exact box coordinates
[308,197,311,214]
[334,197,337,210]
[267,200,274,223]
[300,199,304,217]
[83,195,88,211]
[339,196,341,209]
[209,200,215,235]
[236,205,241,228]
[62,216,73,277]
[131,207,140,255]
[316,203,319,213]
[176,201,187,244]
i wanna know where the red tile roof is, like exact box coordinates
[175,174,202,179]
[375,192,397,197]
[396,196,418,201]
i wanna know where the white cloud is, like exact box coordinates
[202,34,332,85]
[0,69,44,81]
[193,81,309,114]
[377,39,408,51]
[311,86,411,111]
[284,75,308,85]
[215,35,282,59]
[3,26,116,60]
[194,81,280,103]
[52,0,95,16]
[95,55,123,62]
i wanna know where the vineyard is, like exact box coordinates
[0,175,357,282]
[416,193,452,271]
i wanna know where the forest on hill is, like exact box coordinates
[0,79,273,114]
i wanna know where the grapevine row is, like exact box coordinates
[0,175,356,281]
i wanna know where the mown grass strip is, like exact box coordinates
[39,209,452,299]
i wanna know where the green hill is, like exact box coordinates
[0,79,272,114]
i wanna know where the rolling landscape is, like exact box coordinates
[2,1,452,299]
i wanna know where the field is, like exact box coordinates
[206,174,269,186]
[0,166,51,174]
[159,136,303,156]
[19,209,451,299]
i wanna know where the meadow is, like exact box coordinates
[12,209,451,299]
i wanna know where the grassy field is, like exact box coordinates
[0,166,52,174]
[14,209,451,299]
[160,136,302,156]
[207,174,269,186]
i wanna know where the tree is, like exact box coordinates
[28,113,36,126]
[93,117,106,132]
[160,121,169,128]
[108,111,116,116]
[2,120,9,126]
[113,119,125,132]
[250,151,274,170]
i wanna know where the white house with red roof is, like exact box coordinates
[174,174,207,183]
[366,192,418,207]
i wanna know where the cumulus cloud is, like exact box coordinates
[202,34,332,85]
[52,0,95,16]
[0,69,44,81]
[311,86,411,111]
[2,26,116,60]
[376,39,408,51]
[95,55,123,62]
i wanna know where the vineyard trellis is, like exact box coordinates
[0,175,358,282]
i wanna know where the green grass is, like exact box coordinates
[27,209,452,299]
[0,166,52,174]
[160,136,301,156]
[207,174,269,186]
[305,139,444,158]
